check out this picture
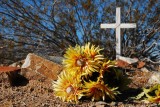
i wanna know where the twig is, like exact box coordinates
[143,42,157,53]
[142,58,160,64]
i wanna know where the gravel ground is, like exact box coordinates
[0,69,159,107]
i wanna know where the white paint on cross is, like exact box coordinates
[100,7,136,59]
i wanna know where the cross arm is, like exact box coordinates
[100,24,117,28]
[101,23,136,29]
[120,23,136,28]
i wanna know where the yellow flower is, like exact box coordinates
[63,45,82,68]
[63,43,104,76]
[53,71,83,103]
[136,84,160,104]
[146,84,160,103]
[82,81,119,101]
[82,42,104,61]
[54,43,124,103]
[102,60,116,69]
[99,60,116,75]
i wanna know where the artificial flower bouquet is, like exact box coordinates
[53,43,130,103]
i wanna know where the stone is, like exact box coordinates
[116,59,130,68]
[21,53,63,80]
[137,61,145,68]
[0,66,28,86]
[109,102,116,106]
[118,56,138,64]
[140,67,149,72]
[35,53,63,64]
[9,60,24,67]
[0,66,20,73]
[148,72,160,85]
[95,101,107,107]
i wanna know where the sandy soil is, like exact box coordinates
[0,68,159,107]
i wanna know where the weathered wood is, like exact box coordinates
[101,7,136,59]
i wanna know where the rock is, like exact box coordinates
[140,67,149,72]
[109,102,116,106]
[118,56,138,64]
[116,59,130,68]
[0,66,28,86]
[21,53,63,80]
[9,60,24,67]
[95,101,107,107]
[34,53,63,64]
[137,61,145,69]
[0,66,20,73]
[148,72,160,85]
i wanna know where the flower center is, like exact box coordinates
[66,86,74,94]
[76,58,85,67]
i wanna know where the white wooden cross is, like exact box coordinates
[101,7,136,59]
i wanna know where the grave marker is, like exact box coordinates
[101,7,136,59]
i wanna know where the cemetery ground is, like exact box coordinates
[0,53,159,107]
[0,68,158,107]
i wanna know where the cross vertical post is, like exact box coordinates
[100,7,136,59]
[116,8,121,58]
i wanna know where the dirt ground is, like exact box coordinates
[0,68,159,107]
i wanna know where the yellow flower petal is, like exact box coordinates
[82,81,119,101]
[53,71,82,103]
[63,42,104,76]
